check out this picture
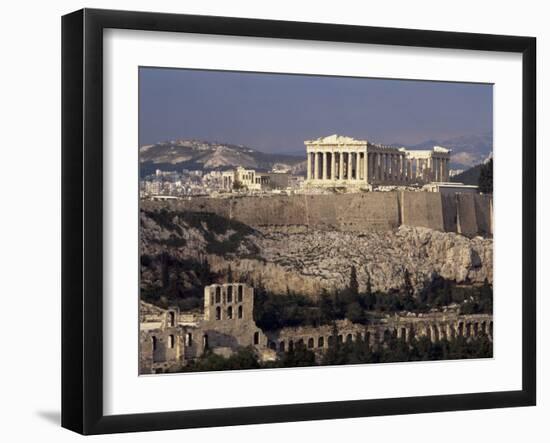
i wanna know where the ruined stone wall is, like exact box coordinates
[139,299,493,374]
[141,191,492,236]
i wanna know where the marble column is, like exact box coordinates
[322,152,327,180]
[347,152,353,180]
[314,151,319,180]
[339,152,344,180]
[331,151,336,180]
[356,152,361,181]
[364,151,369,183]
[306,152,311,180]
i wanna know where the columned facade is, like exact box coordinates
[305,135,451,187]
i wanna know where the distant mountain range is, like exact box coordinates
[140,132,492,176]
[140,139,305,177]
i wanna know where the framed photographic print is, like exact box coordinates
[61,8,536,435]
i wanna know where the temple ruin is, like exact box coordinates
[305,134,451,187]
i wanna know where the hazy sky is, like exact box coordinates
[139,67,493,154]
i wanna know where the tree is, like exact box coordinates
[346,301,366,324]
[349,265,359,296]
[478,158,493,194]
[364,272,377,310]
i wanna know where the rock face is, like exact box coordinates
[140,209,492,298]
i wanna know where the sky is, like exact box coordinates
[139,67,493,155]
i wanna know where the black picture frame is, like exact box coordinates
[61,8,536,435]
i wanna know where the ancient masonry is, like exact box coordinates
[305,134,451,187]
[140,283,493,374]
[142,191,493,237]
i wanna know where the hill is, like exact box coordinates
[140,139,305,177]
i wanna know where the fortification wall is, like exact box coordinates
[400,192,445,231]
[142,191,492,236]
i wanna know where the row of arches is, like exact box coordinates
[265,319,493,352]
[214,305,244,320]
[211,284,244,305]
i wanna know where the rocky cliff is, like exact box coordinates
[140,209,492,298]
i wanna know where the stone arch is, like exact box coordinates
[215,286,221,303]
[168,311,175,327]
[227,285,233,302]
[308,338,314,348]
[279,341,285,352]
[346,333,353,343]
[433,325,440,342]
[237,284,243,302]
[318,336,325,348]
[215,306,221,320]
[227,306,233,319]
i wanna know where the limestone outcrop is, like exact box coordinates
[140,209,492,298]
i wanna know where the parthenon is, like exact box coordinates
[305,134,451,187]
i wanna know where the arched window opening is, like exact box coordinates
[215,287,221,303]
[215,306,221,320]
[337,335,343,343]
[152,336,157,351]
[253,331,259,345]
[238,305,243,319]
[168,335,175,349]
[308,338,314,348]
[279,341,285,352]
[203,334,208,349]
[227,306,233,319]
[288,340,294,351]
[168,311,175,327]
[238,285,243,302]
[227,285,233,302]
[186,333,193,346]
[318,336,324,348]
[346,333,353,343]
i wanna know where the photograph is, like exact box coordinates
[138,68,494,374]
